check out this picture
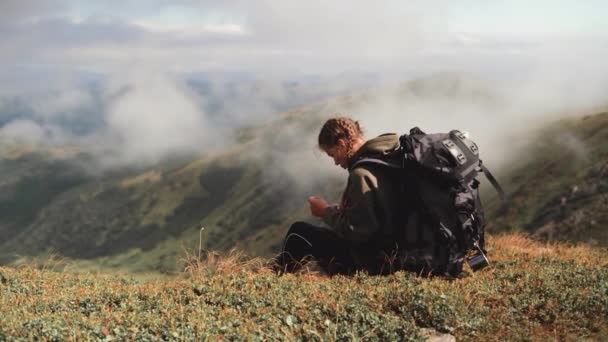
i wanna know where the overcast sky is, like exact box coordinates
[1,0,606,76]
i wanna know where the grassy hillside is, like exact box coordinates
[1,234,607,340]
[486,111,608,244]
[0,147,84,223]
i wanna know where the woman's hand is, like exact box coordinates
[308,196,329,217]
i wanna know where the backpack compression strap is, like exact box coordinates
[350,157,401,170]
[352,157,507,203]
[479,163,506,202]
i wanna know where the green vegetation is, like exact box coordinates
[1,234,607,340]
[486,111,608,244]
[0,153,89,236]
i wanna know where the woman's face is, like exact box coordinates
[324,141,349,169]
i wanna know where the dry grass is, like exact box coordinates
[182,248,270,279]
[119,170,162,188]
[1,233,607,341]
[490,233,607,265]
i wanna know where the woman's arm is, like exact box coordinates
[322,168,380,242]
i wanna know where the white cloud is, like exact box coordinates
[0,119,47,144]
[133,21,247,37]
[0,119,73,146]
[86,67,221,168]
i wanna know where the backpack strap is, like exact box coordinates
[354,158,507,203]
[479,163,506,202]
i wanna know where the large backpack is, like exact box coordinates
[351,127,505,276]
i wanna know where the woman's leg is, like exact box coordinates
[275,221,354,275]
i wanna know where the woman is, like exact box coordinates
[275,117,405,275]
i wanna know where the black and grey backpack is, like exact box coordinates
[352,127,505,277]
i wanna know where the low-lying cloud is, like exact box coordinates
[94,69,215,167]
[1,1,607,189]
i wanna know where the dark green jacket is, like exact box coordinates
[322,134,403,259]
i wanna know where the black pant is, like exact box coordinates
[275,222,356,275]
[275,222,461,277]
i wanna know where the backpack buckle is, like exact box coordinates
[469,143,478,154]
[451,130,480,156]
[442,139,468,165]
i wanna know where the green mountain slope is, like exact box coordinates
[486,111,608,243]
[0,148,90,247]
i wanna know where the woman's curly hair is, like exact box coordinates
[318,117,364,153]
